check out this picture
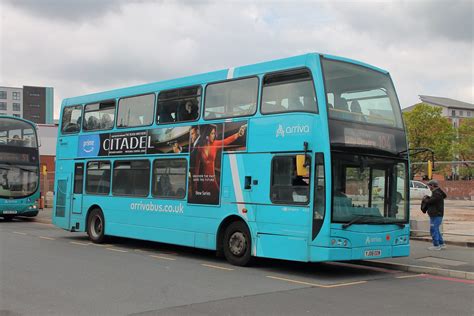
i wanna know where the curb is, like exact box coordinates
[358,260,474,280]
[410,236,474,248]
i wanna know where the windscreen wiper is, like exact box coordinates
[342,215,382,229]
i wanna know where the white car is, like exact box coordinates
[373,178,431,200]
[410,180,432,199]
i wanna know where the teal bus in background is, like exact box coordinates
[0,116,40,220]
[53,53,409,266]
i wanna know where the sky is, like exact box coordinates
[0,0,472,119]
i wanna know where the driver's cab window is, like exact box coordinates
[270,155,310,204]
[61,105,82,134]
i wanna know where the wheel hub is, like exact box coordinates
[229,232,246,256]
[92,215,103,238]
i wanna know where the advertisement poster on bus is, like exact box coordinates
[148,126,190,154]
[188,121,247,205]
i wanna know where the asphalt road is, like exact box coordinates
[1,218,473,316]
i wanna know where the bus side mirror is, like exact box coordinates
[296,155,309,177]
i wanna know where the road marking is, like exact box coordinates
[91,243,112,247]
[396,274,425,279]
[266,275,367,288]
[39,236,55,240]
[150,255,176,261]
[266,275,324,287]
[33,222,54,227]
[13,231,27,235]
[106,248,128,253]
[321,280,367,288]
[201,264,234,271]
[70,241,91,246]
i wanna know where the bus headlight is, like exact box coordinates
[331,238,350,247]
[394,235,409,245]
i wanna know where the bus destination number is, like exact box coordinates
[364,250,381,257]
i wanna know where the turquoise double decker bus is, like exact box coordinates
[53,53,409,265]
[0,116,40,220]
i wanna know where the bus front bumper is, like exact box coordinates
[1,205,39,217]
[309,244,410,262]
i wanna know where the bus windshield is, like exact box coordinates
[322,58,403,129]
[0,118,39,198]
[0,118,38,147]
[332,153,408,224]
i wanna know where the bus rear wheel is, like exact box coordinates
[87,208,105,243]
[223,221,252,266]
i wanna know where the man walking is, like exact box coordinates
[422,180,447,250]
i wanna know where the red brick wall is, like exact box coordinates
[437,180,474,200]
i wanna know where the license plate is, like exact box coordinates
[3,210,18,214]
[364,250,381,257]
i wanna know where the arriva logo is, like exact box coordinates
[276,124,310,138]
[365,236,382,244]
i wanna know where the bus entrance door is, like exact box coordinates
[72,163,84,214]
[53,173,71,230]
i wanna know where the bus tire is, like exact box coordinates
[223,221,252,266]
[87,208,105,243]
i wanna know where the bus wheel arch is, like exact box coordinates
[86,206,106,243]
[217,216,253,266]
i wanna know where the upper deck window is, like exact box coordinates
[322,58,403,128]
[204,77,258,120]
[157,86,201,124]
[117,94,155,128]
[83,101,115,131]
[261,69,317,114]
[61,105,82,134]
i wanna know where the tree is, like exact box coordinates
[403,103,454,177]
[453,118,474,179]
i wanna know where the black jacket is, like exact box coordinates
[422,187,447,217]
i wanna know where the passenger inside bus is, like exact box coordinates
[8,135,23,146]
[292,175,309,203]
[350,100,366,122]
[159,104,175,123]
[86,116,100,130]
[100,113,113,129]
[177,101,198,122]
[157,174,174,197]
[288,97,304,111]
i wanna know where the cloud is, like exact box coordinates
[0,0,472,119]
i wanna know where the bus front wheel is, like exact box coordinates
[223,221,252,266]
[87,208,105,243]
[2,215,15,221]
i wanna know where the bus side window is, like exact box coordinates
[85,161,111,195]
[61,105,82,134]
[112,160,150,197]
[270,155,310,204]
[204,77,258,120]
[261,69,317,115]
[117,94,155,128]
[83,101,115,131]
[152,159,187,199]
[157,86,201,124]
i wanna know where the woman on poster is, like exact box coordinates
[192,124,246,204]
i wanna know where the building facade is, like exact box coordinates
[403,95,473,128]
[0,85,54,124]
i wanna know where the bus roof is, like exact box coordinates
[0,115,37,128]
[61,52,388,107]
